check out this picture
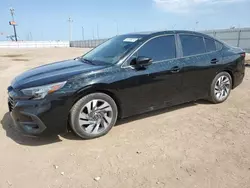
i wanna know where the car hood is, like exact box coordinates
[11,59,107,89]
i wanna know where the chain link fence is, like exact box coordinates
[70,28,250,52]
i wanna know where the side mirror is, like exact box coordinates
[130,56,153,69]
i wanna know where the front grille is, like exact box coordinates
[8,96,15,112]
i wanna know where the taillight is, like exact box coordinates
[240,52,246,58]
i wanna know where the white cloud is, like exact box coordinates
[153,0,244,13]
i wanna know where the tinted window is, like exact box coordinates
[215,41,223,50]
[137,35,176,61]
[82,34,144,64]
[205,38,216,52]
[180,35,206,56]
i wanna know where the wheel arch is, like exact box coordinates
[221,69,235,89]
[72,85,123,119]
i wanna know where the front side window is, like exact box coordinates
[205,38,216,52]
[180,35,206,56]
[137,35,176,62]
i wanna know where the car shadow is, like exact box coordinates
[1,100,211,145]
[1,112,62,146]
[116,100,211,126]
[63,99,211,140]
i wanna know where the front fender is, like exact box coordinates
[71,84,123,118]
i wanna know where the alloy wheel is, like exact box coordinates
[214,75,231,101]
[78,99,113,135]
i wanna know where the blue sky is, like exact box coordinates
[0,0,250,41]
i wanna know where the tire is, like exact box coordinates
[209,72,232,104]
[70,93,118,139]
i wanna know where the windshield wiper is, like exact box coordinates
[74,56,81,60]
[81,58,94,65]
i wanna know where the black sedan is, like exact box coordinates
[8,30,246,139]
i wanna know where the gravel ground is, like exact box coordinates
[0,48,250,188]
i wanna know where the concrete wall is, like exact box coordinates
[202,28,250,53]
[70,39,108,48]
[0,41,69,48]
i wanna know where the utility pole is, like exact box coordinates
[96,24,99,39]
[67,17,73,41]
[29,32,33,41]
[9,7,18,41]
[116,22,119,35]
[92,28,95,40]
[195,21,199,31]
[82,27,84,40]
[114,21,119,35]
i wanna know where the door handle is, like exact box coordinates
[211,58,219,64]
[170,66,180,73]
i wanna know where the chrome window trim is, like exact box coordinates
[121,33,224,69]
[179,33,222,56]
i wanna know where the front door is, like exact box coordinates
[117,34,183,116]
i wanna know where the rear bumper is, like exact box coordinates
[233,66,245,89]
[234,72,244,89]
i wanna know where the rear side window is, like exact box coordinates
[205,38,216,52]
[180,35,206,56]
[138,35,176,61]
[215,41,223,50]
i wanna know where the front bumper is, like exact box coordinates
[8,92,73,136]
[10,100,48,135]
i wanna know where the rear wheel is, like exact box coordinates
[70,93,118,139]
[209,72,232,103]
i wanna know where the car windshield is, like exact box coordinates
[81,35,144,64]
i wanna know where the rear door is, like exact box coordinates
[204,37,223,79]
[178,34,222,101]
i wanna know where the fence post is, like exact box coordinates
[237,29,241,47]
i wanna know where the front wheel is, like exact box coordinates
[209,72,232,104]
[70,93,118,139]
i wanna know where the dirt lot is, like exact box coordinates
[0,48,250,188]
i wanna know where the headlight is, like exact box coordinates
[21,81,67,99]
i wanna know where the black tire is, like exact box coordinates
[209,72,232,104]
[70,93,118,139]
